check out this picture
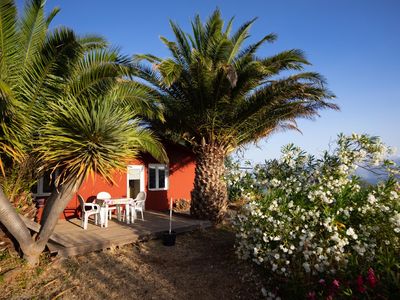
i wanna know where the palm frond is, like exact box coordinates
[110,79,164,121]
[21,27,81,108]
[260,49,309,73]
[227,18,257,63]
[235,33,277,60]
[157,58,183,87]
[224,16,234,36]
[78,34,108,51]
[190,14,205,50]
[133,53,161,64]
[135,9,337,152]
[45,6,60,26]
[34,96,166,183]
[0,0,166,200]
[169,20,191,62]
[0,0,18,78]
[65,47,133,102]
[19,0,47,67]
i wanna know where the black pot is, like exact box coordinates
[162,231,176,246]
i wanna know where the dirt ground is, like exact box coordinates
[0,227,264,300]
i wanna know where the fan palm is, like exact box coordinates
[134,9,337,222]
[0,0,166,265]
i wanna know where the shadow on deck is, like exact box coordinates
[35,211,211,257]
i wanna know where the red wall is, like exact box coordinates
[62,143,195,219]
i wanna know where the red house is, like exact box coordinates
[33,142,196,219]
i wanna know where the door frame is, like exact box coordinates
[127,165,145,198]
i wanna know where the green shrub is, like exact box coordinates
[225,158,260,202]
[234,133,400,298]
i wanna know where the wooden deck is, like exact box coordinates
[24,211,211,257]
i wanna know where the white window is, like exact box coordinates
[148,164,168,191]
[32,170,59,197]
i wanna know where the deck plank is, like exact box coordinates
[42,211,211,257]
[19,214,75,247]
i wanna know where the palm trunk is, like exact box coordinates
[190,144,228,223]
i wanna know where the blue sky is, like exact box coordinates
[17,0,400,162]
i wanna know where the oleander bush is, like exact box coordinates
[225,158,259,202]
[231,133,400,299]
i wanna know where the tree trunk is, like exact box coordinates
[0,186,36,256]
[40,187,59,226]
[190,144,228,223]
[0,176,82,266]
[34,177,82,253]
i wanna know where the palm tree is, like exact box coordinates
[133,9,338,222]
[0,0,166,265]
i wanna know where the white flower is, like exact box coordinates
[302,262,311,273]
[261,287,268,297]
[367,194,377,204]
[346,227,358,240]
[353,244,366,255]
[270,178,281,187]
[233,133,399,279]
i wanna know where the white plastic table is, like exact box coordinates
[95,198,134,228]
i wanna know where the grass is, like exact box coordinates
[0,227,265,299]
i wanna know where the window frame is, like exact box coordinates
[33,170,60,197]
[148,164,169,191]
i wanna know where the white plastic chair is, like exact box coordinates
[78,195,100,230]
[96,191,117,220]
[129,191,146,223]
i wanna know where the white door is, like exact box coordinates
[127,165,145,198]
